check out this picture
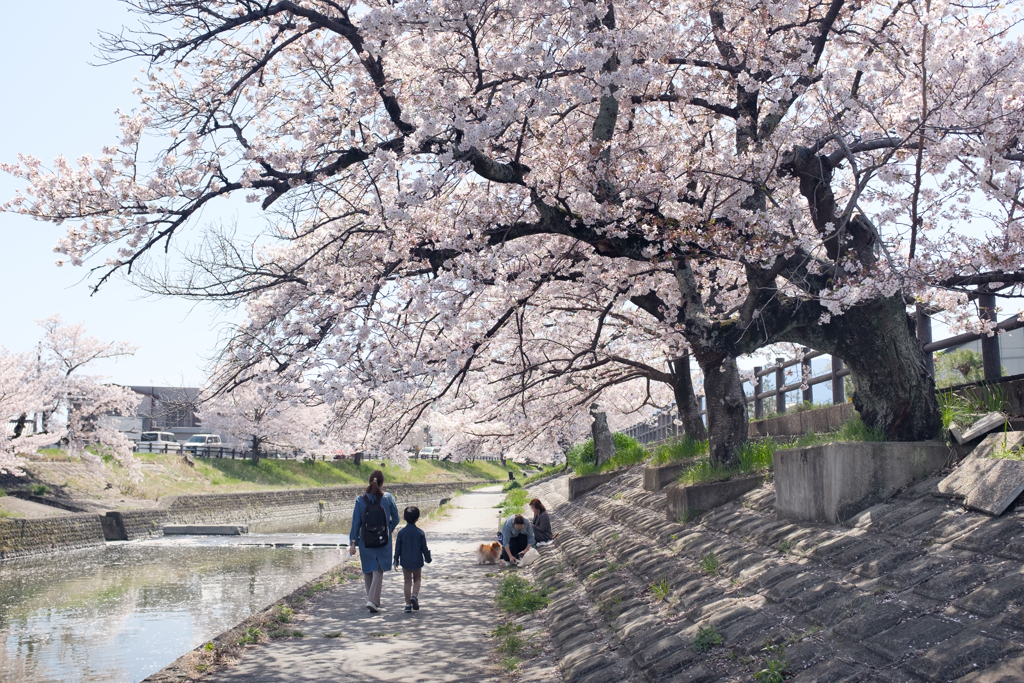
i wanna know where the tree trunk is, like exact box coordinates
[251,435,262,464]
[781,296,940,441]
[695,353,748,467]
[669,353,709,442]
[13,413,27,439]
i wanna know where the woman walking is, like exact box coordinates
[349,469,400,612]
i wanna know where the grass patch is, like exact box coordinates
[651,579,671,601]
[323,632,342,638]
[677,437,777,486]
[492,623,529,657]
[496,574,549,614]
[521,463,567,486]
[651,437,708,466]
[567,433,649,476]
[0,510,23,518]
[502,480,522,492]
[276,606,294,623]
[693,625,723,652]
[496,487,531,518]
[29,483,50,496]
[699,552,720,576]
[237,627,262,646]
[754,643,790,682]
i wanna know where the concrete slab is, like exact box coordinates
[958,412,1010,443]
[775,442,950,524]
[964,459,1024,515]
[970,430,1024,460]
[163,524,249,535]
[568,471,622,501]
[643,461,693,491]
[665,475,764,522]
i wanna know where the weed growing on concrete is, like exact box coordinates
[496,574,549,614]
[652,437,709,466]
[754,643,789,683]
[611,492,623,500]
[610,531,620,540]
[776,540,793,554]
[693,625,723,652]
[492,623,528,657]
[370,632,399,638]
[29,484,50,496]
[323,632,342,638]
[499,656,521,673]
[277,606,294,623]
[237,627,262,645]
[651,579,671,601]
[203,642,214,651]
[699,552,720,576]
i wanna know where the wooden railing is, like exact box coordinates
[622,306,1023,445]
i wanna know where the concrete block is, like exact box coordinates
[971,431,1024,460]
[778,413,802,436]
[800,409,830,435]
[665,475,764,522]
[567,471,622,501]
[959,412,1009,443]
[774,442,951,524]
[163,524,249,535]
[643,462,691,492]
[964,459,1024,515]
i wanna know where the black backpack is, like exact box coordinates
[361,494,389,549]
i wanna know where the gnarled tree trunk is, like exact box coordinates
[695,353,748,467]
[781,296,940,441]
[669,353,709,442]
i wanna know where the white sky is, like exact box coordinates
[0,1,242,386]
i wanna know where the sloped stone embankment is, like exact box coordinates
[528,467,1024,682]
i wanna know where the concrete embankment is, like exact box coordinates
[0,480,491,560]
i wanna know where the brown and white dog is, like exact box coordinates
[475,541,502,564]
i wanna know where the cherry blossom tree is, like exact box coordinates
[6,0,1024,464]
[198,373,333,463]
[1,317,141,480]
[0,349,52,475]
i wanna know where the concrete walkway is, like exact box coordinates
[208,486,508,683]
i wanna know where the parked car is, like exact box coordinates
[183,434,223,455]
[138,432,181,452]
[419,446,442,458]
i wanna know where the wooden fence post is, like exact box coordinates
[831,355,845,404]
[754,367,763,419]
[801,348,813,404]
[979,292,1002,381]
[775,358,786,414]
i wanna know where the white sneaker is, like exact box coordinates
[367,601,379,612]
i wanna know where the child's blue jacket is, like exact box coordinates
[394,523,432,570]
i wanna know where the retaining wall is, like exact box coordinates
[2,480,491,559]
[748,402,854,439]
[568,471,624,501]
[0,514,106,560]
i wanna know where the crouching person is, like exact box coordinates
[500,513,535,566]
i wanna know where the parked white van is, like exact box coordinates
[138,432,181,452]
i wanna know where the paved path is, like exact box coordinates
[208,486,507,683]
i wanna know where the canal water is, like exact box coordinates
[0,518,352,682]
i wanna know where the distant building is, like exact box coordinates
[125,386,204,442]
[944,328,1024,378]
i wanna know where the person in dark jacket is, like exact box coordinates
[350,470,400,612]
[529,498,553,545]
[393,506,432,612]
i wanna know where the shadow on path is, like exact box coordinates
[208,486,507,683]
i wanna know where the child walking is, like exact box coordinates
[393,506,432,612]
